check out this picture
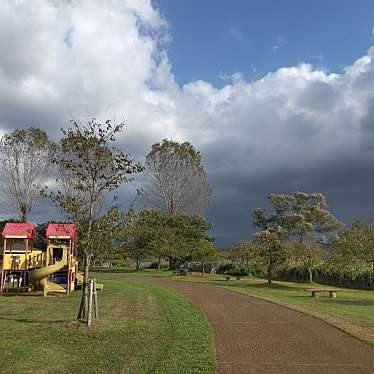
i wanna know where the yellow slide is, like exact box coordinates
[29,251,67,296]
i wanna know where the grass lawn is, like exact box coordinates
[170,273,374,346]
[0,273,216,374]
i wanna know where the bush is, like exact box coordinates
[218,263,249,276]
[148,261,169,270]
[217,263,235,275]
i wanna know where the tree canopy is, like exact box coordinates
[0,127,55,221]
[144,139,211,217]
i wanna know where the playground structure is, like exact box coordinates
[0,222,80,296]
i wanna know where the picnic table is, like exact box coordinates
[305,288,338,298]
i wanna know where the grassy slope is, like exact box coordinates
[0,273,216,374]
[173,273,374,345]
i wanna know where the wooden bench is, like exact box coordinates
[305,288,338,298]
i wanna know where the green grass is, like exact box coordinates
[0,273,216,374]
[171,273,374,345]
[91,268,173,277]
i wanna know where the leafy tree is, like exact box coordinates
[267,192,342,243]
[47,119,143,321]
[289,241,322,283]
[130,209,213,269]
[254,227,288,284]
[229,240,260,271]
[253,191,341,282]
[0,127,55,221]
[120,223,153,270]
[333,221,374,271]
[144,139,211,217]
[191,238,219,275]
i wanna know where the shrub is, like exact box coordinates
[148,261,169,270]
[218,263,249,276]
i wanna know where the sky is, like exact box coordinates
[1,1,374,246]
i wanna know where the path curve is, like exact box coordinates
[133,276,374,374]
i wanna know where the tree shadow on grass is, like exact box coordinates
[323,298,374,307]
[0,316,68,324]
[226,282,301,292]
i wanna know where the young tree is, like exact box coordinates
[48,119,143,321]
[255,227,288,284]
[144,139,211,217]
[191,238,219,275]
[120,223,153,270]
[0,127,55,221]
[229,240,260,270]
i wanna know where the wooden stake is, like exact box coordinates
[93,278,99,319]
[87,279,93,327]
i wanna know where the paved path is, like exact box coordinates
[134,276,374,374]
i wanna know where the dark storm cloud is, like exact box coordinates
[1,1,374,246]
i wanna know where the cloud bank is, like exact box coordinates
[1,0,374,244]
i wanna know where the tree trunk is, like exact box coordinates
[77,254,91,320]
[267,250,272,284]
[267,266,272,284]
[77,201,93,323]
[20,207,27,223]
[157,256,161,270]
[136,256,140,270]
[169,257,176,270]
[201,261,205,275]
[307,267,313,283]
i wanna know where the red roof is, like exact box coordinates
[46,224,77,240]
[2,223,35,239]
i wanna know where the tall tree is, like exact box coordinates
[0,127,55,221]
[48,119,143,321]
[253,191,341,283]
[144,139,211,217]
[268,192,342,243]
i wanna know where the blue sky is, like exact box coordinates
[157,0,374,86]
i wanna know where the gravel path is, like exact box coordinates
[134,276,374,374]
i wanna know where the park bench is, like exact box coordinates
[305,288,338,298]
